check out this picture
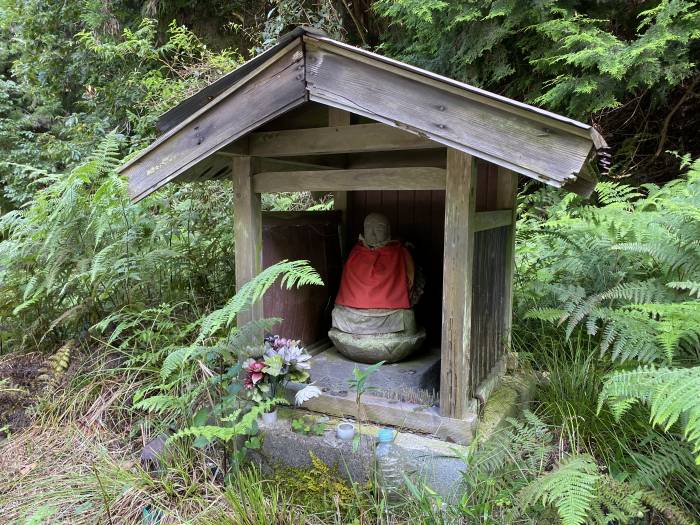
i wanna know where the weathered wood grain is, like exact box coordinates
[497,167,518,353]
[440,149,477,419]
[124,42,306,202]
[305,34,604,147]
[475,354,508,407]
[305,42,595,193]
[346,148,446,169]
[328,108,351,232]
[470,226,509,397]
[473,210,512,232]
[176,154,232,182]
[247,122,436,157]
[233,156,263,328]
[252,167,446,193]
[328,107,351,127]
[155,27,310,133]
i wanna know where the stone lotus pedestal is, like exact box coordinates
[328,327,427,364]
[329,305,426,364]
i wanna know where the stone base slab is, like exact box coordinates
[308,345,440,399]
[252,409,469,501]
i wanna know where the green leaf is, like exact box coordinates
[263,354,283,377]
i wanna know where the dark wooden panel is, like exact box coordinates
[470,226,509,395]
[476,159,489,212]
[262,211,343,344]
[256,101,330,131]
[476,159,505,212]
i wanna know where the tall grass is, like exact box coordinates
[515,324,700,518]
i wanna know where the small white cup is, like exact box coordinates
[336,422,355,441]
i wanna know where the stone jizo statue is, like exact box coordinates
[329,213,426,364]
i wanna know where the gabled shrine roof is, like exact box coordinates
[119,26,607,202]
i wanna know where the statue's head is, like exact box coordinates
[363,213,391,248]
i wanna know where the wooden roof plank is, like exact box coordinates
[305,43,593,191]
[305,35,606,148]
[119,27,603,202]
[125,41,306,202]
[156,27,327,134]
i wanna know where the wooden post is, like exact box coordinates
[329,108,351,214]
[232,156,263,327]
[440,149,477,419]
[495,167,518,351]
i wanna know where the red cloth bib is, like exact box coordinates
[335,241,410,309]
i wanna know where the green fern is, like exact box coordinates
[522,159,700,366]
[599,366,700,462]
[133,394,186,415]
[171,397,283,443]
[519,454,600,525]
[196,260,323,341]
[667,281,700,299]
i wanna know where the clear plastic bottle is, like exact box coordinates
[375,427,402,501]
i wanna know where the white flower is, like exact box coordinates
[295,385,322,406]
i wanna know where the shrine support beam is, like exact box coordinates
[496,167,519,350]
[440,148,477,419]
[232,155,263,327]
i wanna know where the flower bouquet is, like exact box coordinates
[242,335,321,419]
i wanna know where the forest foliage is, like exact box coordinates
[1,1,700,524]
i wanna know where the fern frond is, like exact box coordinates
[170,397,284,443]
[594,181,642,206]
[667,281,700,298]
[196,260,322,341]
[133,394,185,415]
[601,279,674,304]
[519,454,600,525]
[631,438,697,483]
[160,345,209,381]
[600,366,700,462]
[523,307,567,323]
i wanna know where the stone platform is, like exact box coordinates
[256,371,536,500]
[287,344,474,443]
[308,345,441,402]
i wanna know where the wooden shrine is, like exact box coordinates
[119,27,606,442]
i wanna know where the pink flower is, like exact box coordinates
[244,359,266,389]
[247,360,265,373]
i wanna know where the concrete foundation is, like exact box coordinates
[252,409,468,501]
[258,369,537,500]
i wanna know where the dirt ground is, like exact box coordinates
[0,352,46,437]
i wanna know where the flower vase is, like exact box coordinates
[261,409,278,425]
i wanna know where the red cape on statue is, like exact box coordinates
[335,241,411,309]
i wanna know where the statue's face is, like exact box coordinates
[364,213,391,247]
